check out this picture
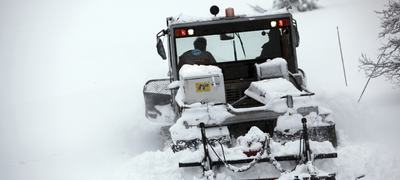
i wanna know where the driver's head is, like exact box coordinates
[268,29,280,42]
[194,37,207,51]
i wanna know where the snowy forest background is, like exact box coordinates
[1,0,399,179]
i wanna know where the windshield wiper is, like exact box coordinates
[235,32,246,58]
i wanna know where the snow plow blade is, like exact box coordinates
[247,175,336,180]
[178,153,337,167]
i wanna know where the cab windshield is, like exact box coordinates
[175,28,286,64]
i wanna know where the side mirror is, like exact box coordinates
[292,19,300,47]
[156,38,167,60]
[220,33,235,40]
[293,26,300,47]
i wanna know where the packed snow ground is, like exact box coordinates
[1,0,400,179]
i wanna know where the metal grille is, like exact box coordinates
[225,87,243,103]
[144,79,171,95]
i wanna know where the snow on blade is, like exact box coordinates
[169,104,232,141]
[237,126,266,152]
[275,111,331,135]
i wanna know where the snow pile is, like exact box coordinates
[279,164,312,180]
[237,126,267,152]
[269,140,335,157]
[176,104,232,126]
[334,143,400,180]
[275,112,303,134]
[169,104,232,141]
[278,163,330,180]
[116,150,185,180]
[117,141,400,180]
[275,111,331,135]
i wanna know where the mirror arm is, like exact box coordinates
[156,29,168,39]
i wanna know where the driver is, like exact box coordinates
[178,37,216,69]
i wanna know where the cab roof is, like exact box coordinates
[168,9,292,28]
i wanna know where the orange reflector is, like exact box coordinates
[225,7,235,17]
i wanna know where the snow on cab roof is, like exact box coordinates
[170,8,290,25]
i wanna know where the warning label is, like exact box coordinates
[195,82,211,93]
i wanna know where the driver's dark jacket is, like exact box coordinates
[178,49,216,69]
[256,42,282,60]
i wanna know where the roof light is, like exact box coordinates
[278,19,289,27]
[225,7,235,17]
[278,20,284,27]
[188,29,194,35]
[175,28,188,37]
[270,21,277,27]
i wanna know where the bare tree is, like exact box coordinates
[360,0,400,85]
[249,0,318,13]
[273,0,318,12]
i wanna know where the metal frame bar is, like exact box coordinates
[179,153,337,167]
